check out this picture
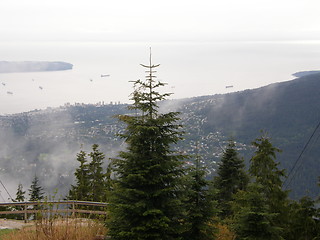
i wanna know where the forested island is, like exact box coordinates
[0,61,73,73]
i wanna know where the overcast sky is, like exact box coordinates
[1,0,320,43]
[1,0,320,115]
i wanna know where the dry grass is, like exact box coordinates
[1,217,107,240]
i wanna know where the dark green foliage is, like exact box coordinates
[213,140,248,219]
[29,175,44,202]
[15,183,25,202]
[68,144,107,202]
[88,144,106,202]
[183,156,216,240]
[227,134,320,240]
[249,135,288,203]
[107,57,187,240]
[232,183,283,240]
[104,162,113,201]
[249,135,284,191]
[28,175,44,219]
[198,73,320,198]
[13,183,25,220]
[248,134,289,238]
[68,150,90,201]
[285,196,320,240]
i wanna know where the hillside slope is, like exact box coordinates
[1,74,320,199]
[174,73,320,198]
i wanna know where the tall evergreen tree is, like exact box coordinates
[28,175,44,219]
[29,175,44,202]
[249,135,284,198]
[14,183,26,219]
[248,134,289,238]
[88,144,106,202]
[232,183,282,240]
[213,140,248,219]
[67,150,90,201]
[15,183,25,202]
[184,155,216,240]
[105,161,113,202]
[107,52,187,240]
[68,145,107,203]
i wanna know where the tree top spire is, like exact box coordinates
[128,48,170,118]
[140,47,160,69]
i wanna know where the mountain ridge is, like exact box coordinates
[1,73,320,199]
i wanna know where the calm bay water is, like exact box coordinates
[0,41,319,114]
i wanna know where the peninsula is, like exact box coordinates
[0,61,73,73]
[292,70,320,78]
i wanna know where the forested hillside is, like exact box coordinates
[0,73,320,199]
[176,73,320,198]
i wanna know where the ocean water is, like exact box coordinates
[0,41,319,114]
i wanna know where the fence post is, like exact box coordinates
[24,203,27,223]
[72,201,75,218]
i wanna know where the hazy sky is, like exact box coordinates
[1,0,320,115]
[1,0,320,43]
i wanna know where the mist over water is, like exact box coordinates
[0,41,319,115]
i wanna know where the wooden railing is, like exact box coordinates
[0,200,108,222]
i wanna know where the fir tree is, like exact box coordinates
[184,155,216,240]
[67,150,90,201]
[248,134,289,238]
[107,51,187,240]
[15,183,25,202]
[14,183,26,219]
[88,144,106,202]
[213,140,248,219]
[249,135,284,199]
[105,162,113,202]
[232,183,283,240]
[68,145,107,203]
[28,175,44,219]
[29,175,44,202]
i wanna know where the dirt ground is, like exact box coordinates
[0,219,32,229]
[0,218,102,230]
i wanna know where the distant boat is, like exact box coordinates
[7,91,13,95]
[2,83,5,86]
[101,74,110,77]
[39,86,43,90]
[225,85,233,88]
